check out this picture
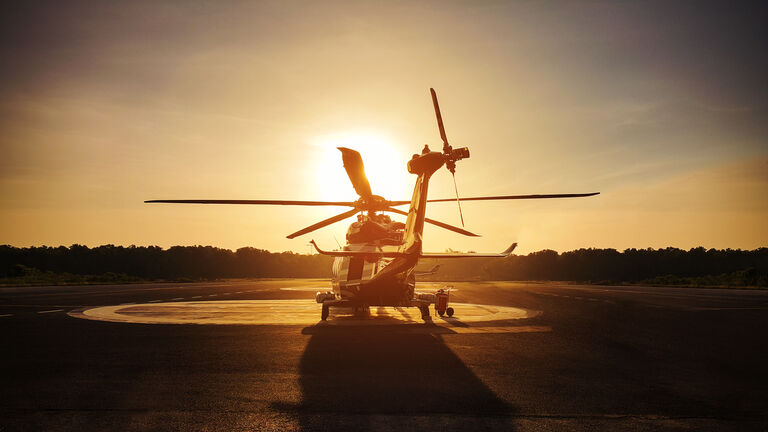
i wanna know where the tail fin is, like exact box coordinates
[400,174,428,254]
[400,151,447,253]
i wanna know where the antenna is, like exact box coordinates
[451,172,465,226]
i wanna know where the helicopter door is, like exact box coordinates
[347,257,364,281]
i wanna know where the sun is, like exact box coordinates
[310,131,413,203]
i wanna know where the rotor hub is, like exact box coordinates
[355,195,390,213]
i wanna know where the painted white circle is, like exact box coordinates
[279,285,457,292]
[70,300,541,330]
[279,286,332,291]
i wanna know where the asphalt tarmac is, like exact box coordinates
[1,279,767,431]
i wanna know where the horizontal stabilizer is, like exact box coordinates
[415,265,441,276]
[309,241,411,258]
[420,243,517,259]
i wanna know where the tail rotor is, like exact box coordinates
[431,88,470,226]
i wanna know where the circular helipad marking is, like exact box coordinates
[279,287,331,291]
[70,299,538,327]
[279,285,458,292]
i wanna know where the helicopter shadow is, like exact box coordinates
[278,323,518,430]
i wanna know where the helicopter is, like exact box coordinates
[146,88,598,321]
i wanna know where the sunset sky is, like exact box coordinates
[1,1,766,254]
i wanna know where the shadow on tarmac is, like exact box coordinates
[276,323,517,430]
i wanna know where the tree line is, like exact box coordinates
[421,247,768,286]
[0,245,333,283]
[1,244,766,287]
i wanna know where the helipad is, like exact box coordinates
[70,299,540,327]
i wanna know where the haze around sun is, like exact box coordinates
[1,1,766,254]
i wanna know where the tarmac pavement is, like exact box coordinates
[1,279,767,431]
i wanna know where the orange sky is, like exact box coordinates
[1,1,766,254]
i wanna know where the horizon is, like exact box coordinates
[4,242,766,256]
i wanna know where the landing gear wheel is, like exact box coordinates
[446,307,454,317]
[437,310,445,317]
[321,304,329,321]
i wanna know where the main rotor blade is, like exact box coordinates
[145,199,357,206]
[385,207,480,237]
[337,147,373,198]
[286,208,359,239]
[386,200,412,206]
[426,192,600,203]
[430,88,449,148]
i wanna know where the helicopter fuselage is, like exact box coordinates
[328,213,413,306]
[330,252,415,306]
[318,150,446,309]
